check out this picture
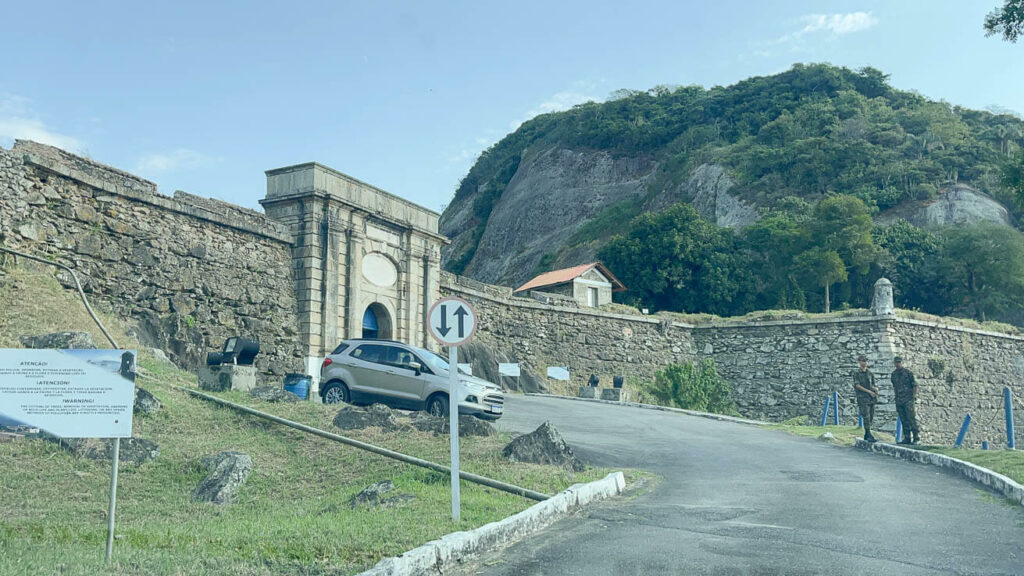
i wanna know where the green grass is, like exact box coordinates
[0,264,637,575]
[896,309,1020,335]
[766,420,896,447]
[923,448,1024,485]
[657,308,868,326]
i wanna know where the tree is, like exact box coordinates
[807,196,877,270]
[740,197,810,309]
[1001,149,1024,207]
[985,0,1024,42]
[873,220,945,312]
[599,203,748,315]
[935,223,1024,321]
[794,248,848,313]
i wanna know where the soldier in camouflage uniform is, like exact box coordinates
[853,355,879,442]
[891,356,919,444]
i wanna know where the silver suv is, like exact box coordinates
[319,339,504,420]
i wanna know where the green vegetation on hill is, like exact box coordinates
[0,266,624,575]
[455,64,1024,220]
[445,64,1024,324]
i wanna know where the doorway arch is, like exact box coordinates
[362,303,393,339]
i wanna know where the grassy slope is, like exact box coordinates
[0,265,627,575]
[924,448,1024,485]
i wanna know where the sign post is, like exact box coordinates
[426,296,477,522]
[0,348,136,560]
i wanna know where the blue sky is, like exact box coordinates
[1,1,1020,213]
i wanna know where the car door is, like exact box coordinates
[375,345,427,403]
[346,344,386,397]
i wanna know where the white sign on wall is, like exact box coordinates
[547,366,570,381]
[498,363,521,377]
[0,349,136,438]
[457,363,473,375]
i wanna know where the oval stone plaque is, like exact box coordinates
[362,253,397,287]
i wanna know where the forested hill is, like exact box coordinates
[439,63,1024,324]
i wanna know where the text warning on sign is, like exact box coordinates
[0,349,136,438]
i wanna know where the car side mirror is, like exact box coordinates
[409,362,422,376]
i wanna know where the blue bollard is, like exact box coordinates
[895,417,903,443]
[1005,387,1015,450]
[833,391,839,426]
[820,395,831,427]
[982,441,989,450]
[858,413,863,428]
[955,413,972,448]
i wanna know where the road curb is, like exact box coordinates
[356,471,626,576]
[855,439,1024,507]
[524,392,768,426]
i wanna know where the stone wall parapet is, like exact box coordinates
[440,273,671,327]
[17,141,292,244]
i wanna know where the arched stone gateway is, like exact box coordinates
[260,162,447,395]
[362,303,393,340]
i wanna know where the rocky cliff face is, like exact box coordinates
[439,145,764,287]
[441,146,657,287]
[441,145,1016,289]
[646,163,759,229]
[877,184,1012,228]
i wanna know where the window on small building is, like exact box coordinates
[587,287,599,307]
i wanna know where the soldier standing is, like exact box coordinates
[853,355,879,442]
[891,356,919,444]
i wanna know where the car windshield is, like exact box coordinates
[419,349,471,375]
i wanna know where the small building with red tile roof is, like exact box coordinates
[513,262,626,308]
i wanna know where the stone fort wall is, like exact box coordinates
[0,141,303,379]
[442,273,1024,448]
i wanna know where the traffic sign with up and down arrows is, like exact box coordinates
[428,296,477,346]
[425,296,478,522]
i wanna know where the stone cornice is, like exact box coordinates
[265,162,441,217]
[261,190,450,245]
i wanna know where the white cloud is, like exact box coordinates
[0,94,83,151]
[798,12,878,36]
[759,11,879,54]
[446,148,480,165]
[136,149,218,173]
[443,88,601,172]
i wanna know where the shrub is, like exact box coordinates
[646,359,738,415]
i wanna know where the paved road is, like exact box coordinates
[456,396,1024,576]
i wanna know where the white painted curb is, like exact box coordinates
[356,471,626,576]
[525,392,768,426]
[855,440,1024,507]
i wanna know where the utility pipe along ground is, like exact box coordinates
[178,386,552,502]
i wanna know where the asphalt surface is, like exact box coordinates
[453,395,1024,576]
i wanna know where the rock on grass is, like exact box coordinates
[502,421,584,472]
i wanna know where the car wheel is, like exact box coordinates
[322,382,350,405]
[426,394,449,418]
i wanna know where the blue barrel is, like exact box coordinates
[283,373,311,400]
